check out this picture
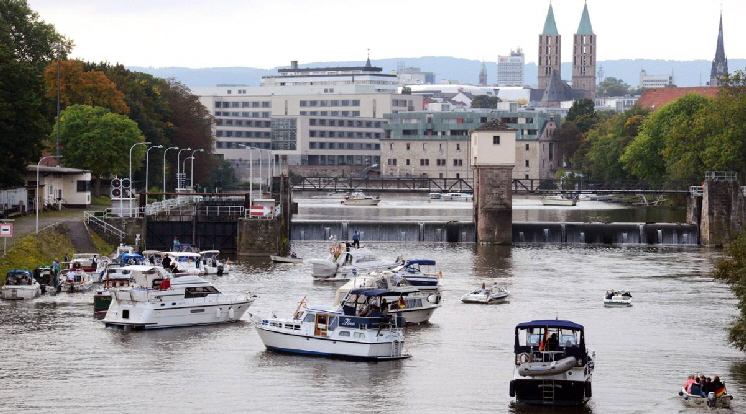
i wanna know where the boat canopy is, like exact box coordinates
[405,259,436,267]
[516,319,584,331]
[349,288,401,297]
[7,269,32,277]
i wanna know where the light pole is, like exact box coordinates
[129,141,151,217]
[176,148,191,191]
[190,149,204,191]
[52,43,61,164]
[182,157,195,188]
[238,144,256,204]
[162,146,178,200]
[145,144,163,204]
[258,148,272,197]
[36,155,61,233]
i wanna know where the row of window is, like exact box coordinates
[216,141,271,150]
[216,119,272,128]
[309,131,381,139]
[392,99,412,107]
[308,142,380,150]
[214,101,271,108]
[300,110,361,117]
[214,111,271,118]
[390,143,463,151]
[307,154,381,166]
[309,119,384,128]
[216,130,271,138]
[387,159,464,167]
[300,99,361,107]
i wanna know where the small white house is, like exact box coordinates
[470,119,517,167]
[26,165,92,211]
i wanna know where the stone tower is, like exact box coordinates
[572,1,596,99]
[710,12,728,86]
[538,3,561,90]
[479,61,488,86]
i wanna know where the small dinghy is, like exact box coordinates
[680,387,733,408]
[603,290,632,307]
[517,356,577,376]
[461,285,509,304]
[271,255,303,264]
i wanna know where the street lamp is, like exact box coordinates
[258,148,272,197]
[176,148,191,191]
[145,144,163,203]
[162,146,179,200]
[129,141,151,217]
[36,155,62,233]
[238,144,257,204]
[190,149,204,191]
[182,157,195,188]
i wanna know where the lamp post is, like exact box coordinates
[238,144,256,204]
[182,157,195,188]
[176,148,191,191]
[190,149,204,191]
[145,144,163,204]
[36,155,62,233]
[129,141,151,217]
[162,146,179,200]
[258,148,272,197]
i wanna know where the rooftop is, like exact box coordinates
[636,87,720,110]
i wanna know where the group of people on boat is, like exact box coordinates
[683,374,726,397]
[6,275,33,285]
[604,290,631,300]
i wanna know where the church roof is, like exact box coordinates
[542,3,559,35]
[541,70,575,102]
[576,2,594,35]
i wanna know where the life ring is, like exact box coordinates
[518,352,532,364]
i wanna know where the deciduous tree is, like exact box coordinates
[44,60,129,114]
[471,95,500,109]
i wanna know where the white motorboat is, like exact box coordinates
[428,192,443,200]
[256,292,409,360]
[310,241,401,281]
[680,387,733,408]
[442,192,473,201]
[393,259,442,292]
[342,190,380,206]
[540,195,578,206]
[510,319,594,406]
[461,285,510,304]
[2,270,41,300]
[199,250,229,275]
[103,265,255,330]
[270,255,303,264]
[60,268,95,293]
[165,252,205,275]
[333,272,441,324]
[603,290,632,307]
[93,265,133,317]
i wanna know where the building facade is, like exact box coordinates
[381,110,563,180]
[571,2,596,99]
[538,3,561,90]
[639,70,674,89]
[26,166,92,210]
[709,12,728,86]
[498,49,525,87]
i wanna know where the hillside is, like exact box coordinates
[131,57,746,90]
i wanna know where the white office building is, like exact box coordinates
[639,70,674,89]
[498,49,525,87]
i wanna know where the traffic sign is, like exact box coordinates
[0,223,13,237]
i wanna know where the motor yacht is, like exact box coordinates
[510,319,594,406]
[603,290,632,307]
[256,291,409,360]
[199,250,230,275]
[310,241,401,281]
[93,265,133,316]
[103,265,254,330]
[461,285,510,304]
[342,190,380,206]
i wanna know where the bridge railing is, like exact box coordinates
[292,176,473,192]
[511,179,695,194]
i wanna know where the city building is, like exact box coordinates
[498,48,525,87]
[595,96,639,112]
[396,64,436,85]
[571,2,597,99]
[195,60,423,176]
[639,70,674,89]
[381,109,563,180]
[709,12,728,86]
[538,3,561,91]
[26,165,92,210]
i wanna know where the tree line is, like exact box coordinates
[0,0,233,193]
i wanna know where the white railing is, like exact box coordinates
[144,195,203,216]
[705,171,738,181]
[197,205,245,216]
[689,186,703,196]
[84,211,125,241]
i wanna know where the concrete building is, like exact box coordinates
[498,48,525,87]
[572,2,597,99]
[195,60,423,175]
[396,65,436,85]
[381,110,563,180]
[709,12,728,86]
[26,165,92,210]
[639,70,674,89]
[538,3,561,90]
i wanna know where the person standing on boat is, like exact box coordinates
[173,237,181,251]
[352,231,360,249]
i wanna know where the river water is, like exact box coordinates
[1,200,743,413]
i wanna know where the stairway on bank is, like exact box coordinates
[65,221,98,253]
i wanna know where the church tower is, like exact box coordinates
[572,1,596,99]
[710,12,728,86]
[479,62,488,86]
[538,3,561,90]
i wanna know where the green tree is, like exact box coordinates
[714,231,746,352]
[54,105,145,194]
[596,77,631,97]
[0,0,72,67]
[44,60,130,114]
[565,99,598,133]
[401,86,412,95]
[471,95,500,109]
[577,107,647,179]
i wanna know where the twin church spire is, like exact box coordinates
[538,1,596,99]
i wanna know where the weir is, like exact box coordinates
[291,220,699,245]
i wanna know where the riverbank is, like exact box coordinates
[0,224,75,283]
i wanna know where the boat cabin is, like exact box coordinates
[117,253,145,266]
[166,252,203,272]
[102,266,134,289]
[514,320,588,365]
[33,266,54,286]
[398,259,437,274]
[340,289,406,322]
[5,270,34,286]
[124,265,171,289]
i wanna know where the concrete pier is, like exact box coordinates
[699,177,745,247]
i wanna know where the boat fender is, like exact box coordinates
[216,308,221,318]
[518,352,531,364]
[228,307,235,320]
[509,380,515,397]
[585,382,592,398]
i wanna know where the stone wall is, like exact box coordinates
[700,180,746,247]
[103,217,146,250]
[473,165,513,244]
[237,218,282,256]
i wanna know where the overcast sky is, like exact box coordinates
[28,0,740,69]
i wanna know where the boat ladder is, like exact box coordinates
[391,340,402,358]
[542,379,555,404]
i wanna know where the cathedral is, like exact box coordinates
[537,1,597,100]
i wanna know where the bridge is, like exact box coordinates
[291,176,696,194]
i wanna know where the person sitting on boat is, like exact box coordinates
[546,333,559,351]
[701,377,713,395]
[712,376,726,396]
[683,375,696,393]
[290,251,297,258]
[689,378,703,396]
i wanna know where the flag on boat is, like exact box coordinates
[715,386,727,398]
[398,296,406,309]
[539,329,549,351]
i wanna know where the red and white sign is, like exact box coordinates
[249,206,269,217]
[0,223,12,237]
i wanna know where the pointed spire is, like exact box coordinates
[714,11,726,61]
[542,3,559,36]
[710,11,728,85]
[576,1,594,35]
[365,48,371,68]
